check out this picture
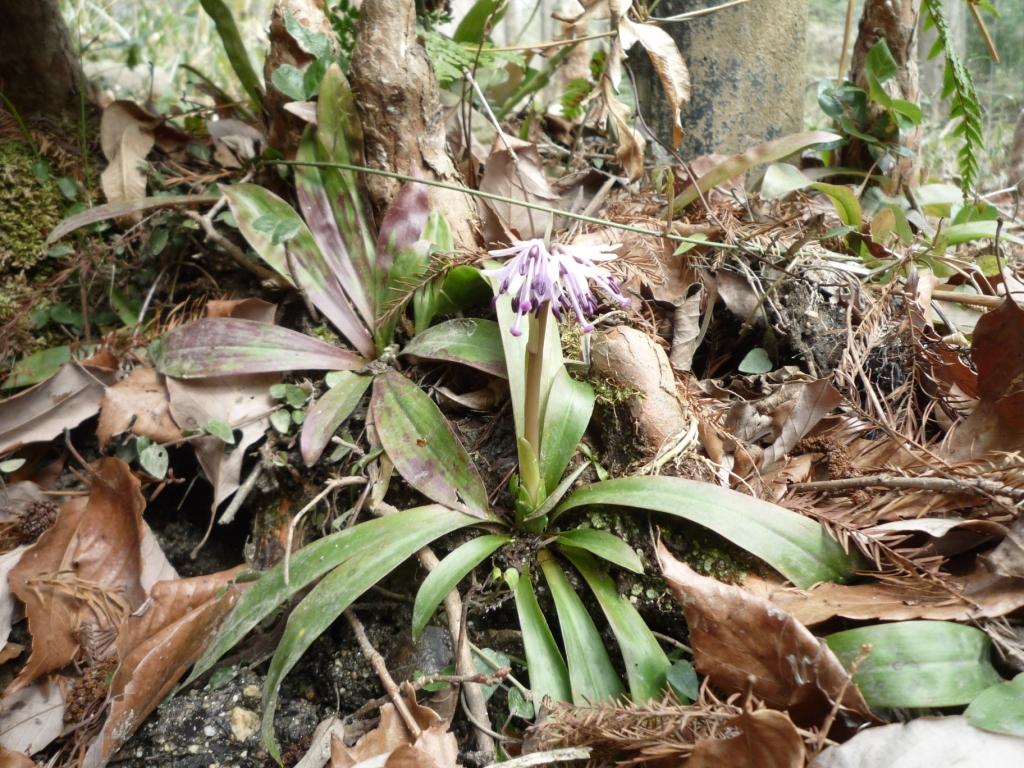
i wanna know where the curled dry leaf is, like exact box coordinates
[100,121,154,215]
[208,118,265,168]
[83,567,245,768]
[657,542,875,732]
[478,133,558,241]
[618,18,690,149]
[687,708,805,768]
[97,367,182,448]
[330,682,459,768]
[762,379,843,466]
[945,296,1024,460]
[0,360,116,456]
[7,458,148,690]
[600,70,646,182]
[750,564,1024,626]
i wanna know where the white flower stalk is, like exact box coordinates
[484,238,629,336]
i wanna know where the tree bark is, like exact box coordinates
[350,0,478,251]
[0,0,83,117]
[844,0,923,189]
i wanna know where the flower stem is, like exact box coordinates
[521,303,549,506]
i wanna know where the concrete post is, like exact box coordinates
[631,0,809,157]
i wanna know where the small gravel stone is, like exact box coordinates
[230,707,260,743]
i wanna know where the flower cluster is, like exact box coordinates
[484,239,629,336]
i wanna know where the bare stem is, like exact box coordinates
[522,305,549,505]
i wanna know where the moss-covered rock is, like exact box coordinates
[0,141,63,357]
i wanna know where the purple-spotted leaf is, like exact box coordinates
[156,318,364,378]
[223,184,374,358]
[371,370,491,519]
[375,181,430,275]
[295,136,374,326]
[315,65,376,309]
[400,319,507,378]
[299,372,372,465]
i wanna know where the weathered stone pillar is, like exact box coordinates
[631,0,808,157]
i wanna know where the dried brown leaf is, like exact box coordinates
[97,368,182,448]
[946,296,1024,459]
[8,459,147,689]
[688,709,805,768]
[669,284,704,373]
[762,379,843,466]
[478,133,557,241]
[600,73,646,182]
[0,746,37,767]
[82,567,244,768]
[100,122,154,214]
[0,362,115,456]
[330,683,458,768]
[658,542,874,731]
[748,564,1024,626]
[618,18,690,148]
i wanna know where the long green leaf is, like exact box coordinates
[826,621,1002,709]
[554,476,859,588]
[223,184,374,358]
[668,131,841,214]
[295,136,373,327]
[262,506,479,759]
[513,566,571,706]
[316,65,376,310]
[561,548,669,702]
[371,370,491,518]
[555,529,643,574]
[401,318,508,378]
[299,372,372,465]
[187,506,473,686]
[412,534,510,639]
[540,368,594,495]
[966,673,1024,738]
[155,318,364,378]
[538,549,625,705]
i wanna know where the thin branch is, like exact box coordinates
[344,608,421,739]
[417,547,496,757]
[271,159,737,251]
[185,209,283,285]
[284,476,367,585]
[791,473,1024,502]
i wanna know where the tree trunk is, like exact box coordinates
[632,0,808,158]
[0,0,83,117]
[844,0,923,189]
[350,0,478,251]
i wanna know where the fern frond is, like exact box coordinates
[420,29,525,88]
[922,0,985,194]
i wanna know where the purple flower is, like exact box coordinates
[484,239,629,336]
